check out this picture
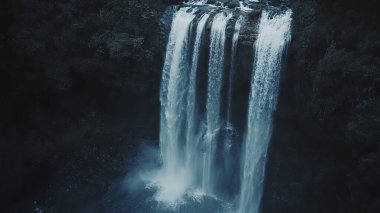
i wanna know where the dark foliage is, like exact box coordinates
[263,0,380,212]
[0,0,166,211]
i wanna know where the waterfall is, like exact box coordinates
[152,3,292,211]
[185,12,211,187]
[225,15,244,150]
[218,15,244,199]
[158,7,197,202]
[238,9,292,213]
[202,11,233,194]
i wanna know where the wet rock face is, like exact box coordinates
[204,0,240,8]
[223,0,240,8]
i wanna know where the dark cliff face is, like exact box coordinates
[0,0,379,212]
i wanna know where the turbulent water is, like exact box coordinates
[141,2,292,213]
[238,9,292,213]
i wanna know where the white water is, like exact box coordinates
[238,9,292,213]
[225,15,244,150]
[186,0,208,5]
[202,11,233,194]
[239,2,254,11]
[152,4,292,212]
[158,7,197,203]
[185,12,211,188]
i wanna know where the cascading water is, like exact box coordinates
[158,7,197,202]
[202,11,233,194]
[142,2,292,212]
[238,9,292,213]
[225,15,244,150]
[185,12,211,188]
